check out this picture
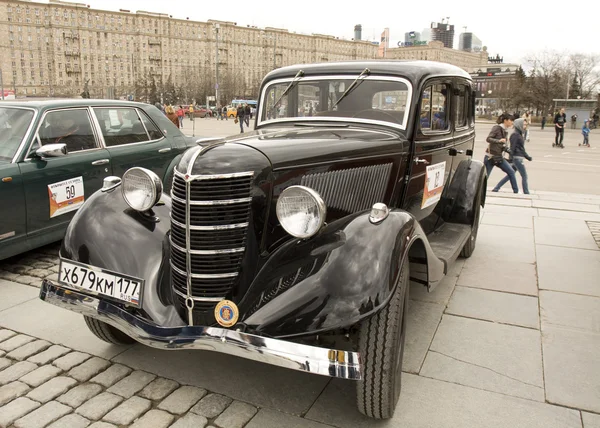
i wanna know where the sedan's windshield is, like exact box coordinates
[0,108,34,162]
[260,77,411,128]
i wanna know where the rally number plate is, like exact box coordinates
[58,259,143,307]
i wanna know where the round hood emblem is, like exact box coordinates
[215,300,239,328]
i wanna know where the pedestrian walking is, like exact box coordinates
[188,104,195,121]
[580,120,591,147]
[176,105,184,128]
[237,105,245,133]
[165,105,179,128]
[244,103,251,127]
[541,115,546,130]
[493,118,533,194]
[484,113,519,194]
[570,114,578,129]
[523,111,531,141]
[223,106,228,121]
[553,108,566,148]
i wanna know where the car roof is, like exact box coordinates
[0,99,153,111]
[263,60,472,83]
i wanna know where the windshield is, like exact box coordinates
[0,108,34,162]
[260,77,411,128]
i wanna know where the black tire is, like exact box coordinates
[356,264,409,419]
[460,187,483,258]
[84,316,136,345]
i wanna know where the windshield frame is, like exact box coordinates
[0,105,38,163]
[257,74,413,131]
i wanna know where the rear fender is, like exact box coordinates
[241,210,443,338]
[441,159,486,226]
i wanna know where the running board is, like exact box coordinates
[426,222,472,275]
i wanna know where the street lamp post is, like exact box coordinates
[214,25,220,106]
[273,33,277,69]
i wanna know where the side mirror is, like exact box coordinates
[35,143,67,158]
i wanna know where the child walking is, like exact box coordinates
[580,120,591,147]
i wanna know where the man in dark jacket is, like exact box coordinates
[244,103,251,127]
[237,105,245,133]
[484,113,519,193]
[493,118,533,194]
[554,108,566,148]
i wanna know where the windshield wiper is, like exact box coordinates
[331,68,371,110]
[272,70,304,115]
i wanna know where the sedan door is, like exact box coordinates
[92,107,174,180]
[18,108,112,242]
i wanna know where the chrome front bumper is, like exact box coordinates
[40,280,362,380]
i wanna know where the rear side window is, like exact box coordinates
[38,109,98,152]
[93,108,149,147]
[455,85,469,128]
[419,84,449,133]
[139,111,163,140]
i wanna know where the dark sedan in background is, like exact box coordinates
[0,99,199,260]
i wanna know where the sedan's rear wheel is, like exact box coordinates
[84,316,136,345]
[356,263,409,419]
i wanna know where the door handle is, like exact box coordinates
[158,148,171,153]
[92,159,110,166]
[414,157,430,165]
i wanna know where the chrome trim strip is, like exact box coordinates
[175,169,255,181]
[170,262,239,279]
[173,289,225,302]
[171,218,249,231]
[40,280,362,380]
[169,238,244,255]
[256,74,413,131]
[185,174,193,325]
[8,106,38,164]
[170,193,252,206]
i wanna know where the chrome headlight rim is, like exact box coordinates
[121,167,162,212]
[276,185,327,239]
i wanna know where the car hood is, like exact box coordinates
[220,126,405,170]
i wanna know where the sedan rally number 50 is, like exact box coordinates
[58,260,143,307]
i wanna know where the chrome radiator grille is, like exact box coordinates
[170,170,253,326]
[300,163,393,213]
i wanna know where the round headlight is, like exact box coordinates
[276,186,326,239]
[122,167,162,212]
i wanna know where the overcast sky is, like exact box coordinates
[89,0,596,64]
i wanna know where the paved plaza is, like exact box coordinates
[0,119,599,427]
[0,189,599,427]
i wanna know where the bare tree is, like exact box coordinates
[525,51,567,115]
[567,54,600,98]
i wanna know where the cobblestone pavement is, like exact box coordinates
[0,243,60,290]
[0,327,280,428]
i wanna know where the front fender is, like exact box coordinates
[240,210,433,338]
[61,188,183,327]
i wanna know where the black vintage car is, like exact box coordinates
[40,61,486,419]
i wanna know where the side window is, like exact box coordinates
[455,85,468,128]
[139,111,163,140]
[419,84,449,133]
[93,108,149,147]
[38,109,98,153]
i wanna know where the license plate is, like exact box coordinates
[58,259,143,307]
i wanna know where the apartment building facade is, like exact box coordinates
[0,0,378,101]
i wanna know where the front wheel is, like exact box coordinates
[84,316,136,345]
[356,264,409,419]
